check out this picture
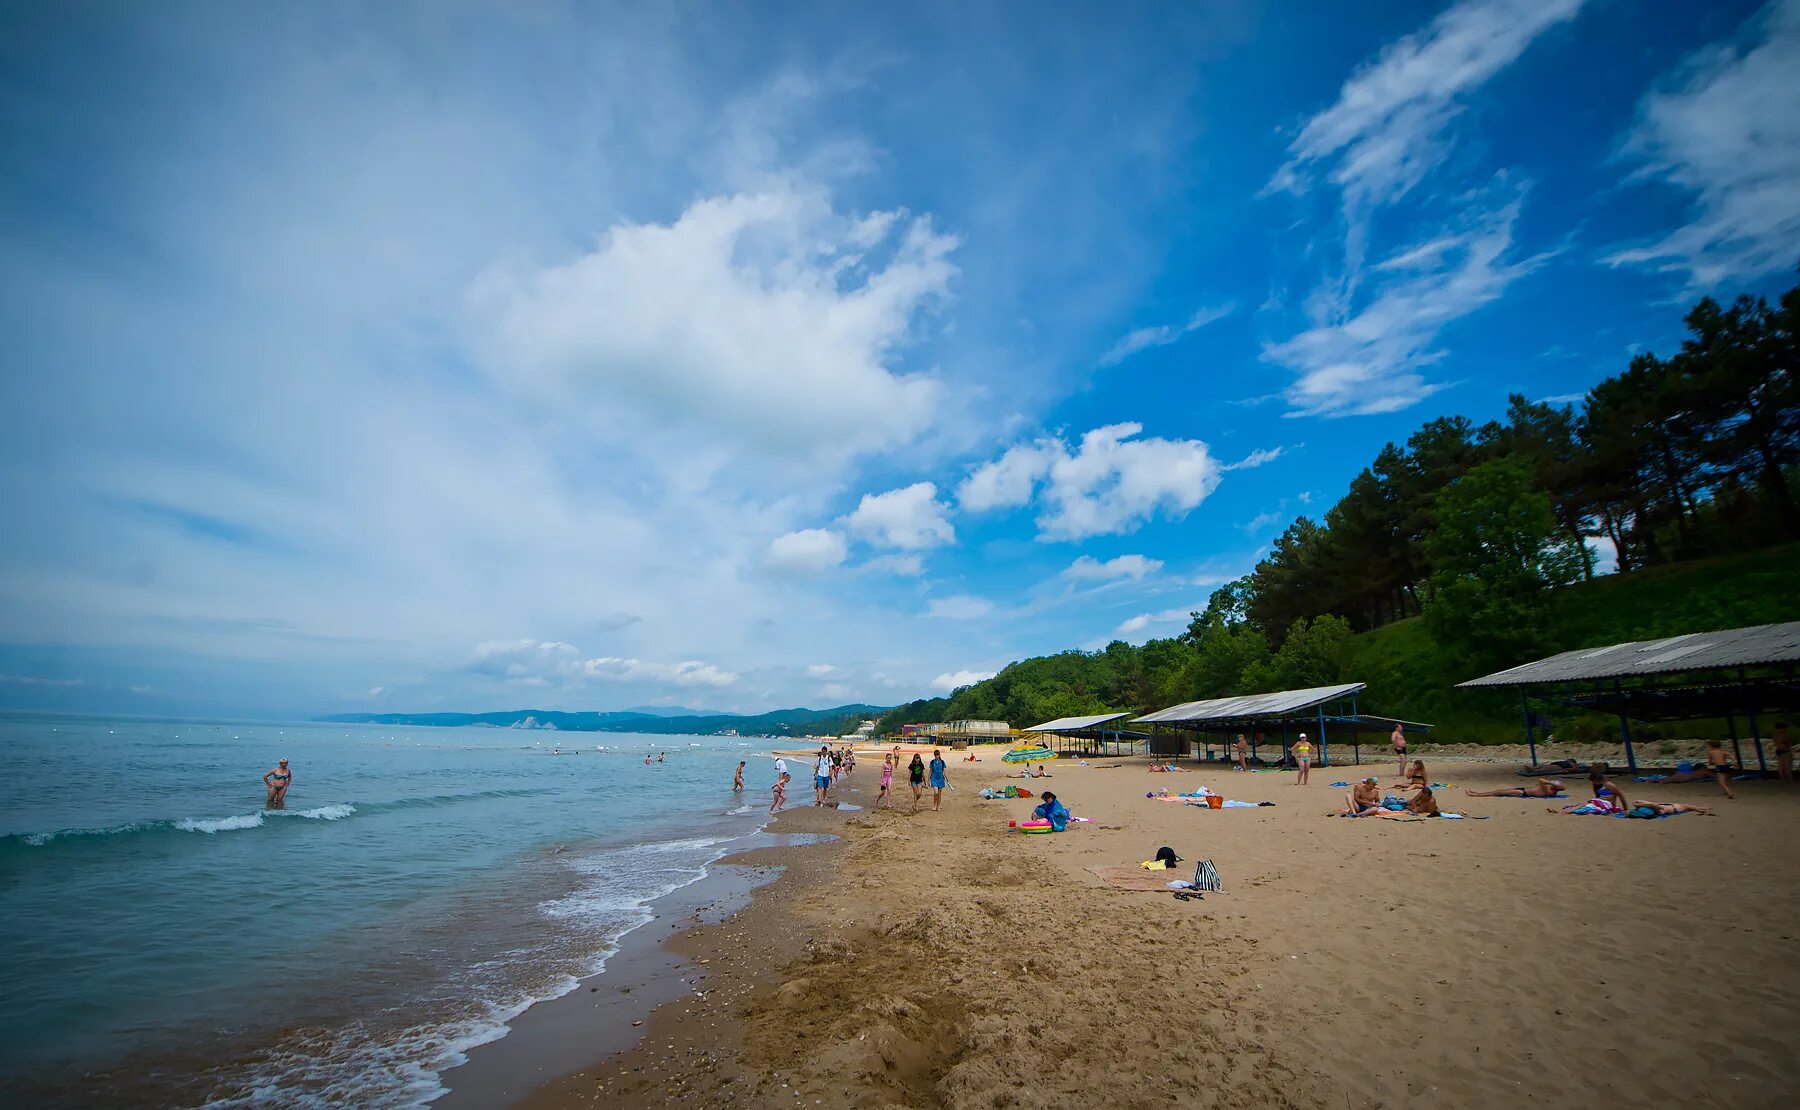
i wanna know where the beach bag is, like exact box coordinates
[1626,805,1660,819]
[1190,859,1223,892]
[1153,846,1181,869]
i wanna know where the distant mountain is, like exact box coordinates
[618,705,729,718]
[315,704,889,736]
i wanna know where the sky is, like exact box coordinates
[3,0,1798,719]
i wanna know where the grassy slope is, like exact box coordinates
[1350,543,1800,742]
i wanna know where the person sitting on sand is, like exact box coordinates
[1032,791,1070,832]
[1030,764,1051,778]
[263,758,292,810]
[1339,777,1383,816]
[769,772,789,815]
[1377,783,1439,818]
[1587,764,1630,809]
[1393,760,1427,790]
[1467,778,1565,799]
[1706,739,1737,799]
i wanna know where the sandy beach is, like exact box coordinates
[469,748,1800,1108]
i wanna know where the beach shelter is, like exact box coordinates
[1456,619,1800,773]
[1020,712,1148,757]
[1132,683,1430,767]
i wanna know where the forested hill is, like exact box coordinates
[879,544,1800,742]
[880,277,1800,743]
[318,704,887,737]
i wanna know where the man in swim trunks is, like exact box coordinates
[1391,722,1406,778]
[928,749,948,811]
[1233,733,1248,772]
[1339,777,1383,816]
[263,759,292,810]
[1467,778,1564,798]
[733,761,746,792]
[813,746,832,806]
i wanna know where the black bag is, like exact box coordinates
[1153,845,1182,869]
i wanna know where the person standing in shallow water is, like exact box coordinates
[732,761,746,793]
[263,759,292,810]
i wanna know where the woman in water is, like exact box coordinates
[908,753,926,812]
[262,758,292,810]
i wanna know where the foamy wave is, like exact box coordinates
[9,804,359,845]
[176,813,266,834]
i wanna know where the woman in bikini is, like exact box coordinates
[1467,778,1564,798]
[263,758,292,810]
[877,754,894,808]
[1393,760,1427,790]
[1705,740,1736,799]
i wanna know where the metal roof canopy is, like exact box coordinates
[1133,682,1366,724]
[1456,620,1800,689]
[1021,712,1131,733]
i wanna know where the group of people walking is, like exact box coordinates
[758,745,948,815]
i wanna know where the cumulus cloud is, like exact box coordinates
[1113,606,1196,638]
[958,424,1222,541]
[932,668,995,691]
[1098,303,1234,366]
[1265,195,1543,417]
[1062,554,1164,582]
[1606,0,1800,288]
[926,595,994,620]
[579,657,739,687]
[1271,0,1588,212]
[766,528,848,571]
[845,482,955,550]
[471,188,956,461]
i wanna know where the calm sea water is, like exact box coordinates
[0,713,788,1107]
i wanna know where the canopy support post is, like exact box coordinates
[1317,704,1329,768]
[1521,689,1538,767]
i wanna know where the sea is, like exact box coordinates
[0,712,796,1107]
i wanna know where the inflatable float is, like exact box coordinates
[1009,819,1055,834]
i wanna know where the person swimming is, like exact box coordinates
[263,759,292,810]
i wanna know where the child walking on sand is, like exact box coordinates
[770,772,789,814]
[1706,738,1737,799]
[877,754,894,808]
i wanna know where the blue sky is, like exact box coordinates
[3,0,1798,718]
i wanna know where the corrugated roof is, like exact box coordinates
[1132,682,1366,724]
[1020,712,1131,732]
[1457,620,1800,688]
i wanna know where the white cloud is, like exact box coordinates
[926,595,994,620]
[1061,554,1164,582]
[471,188,956,462]
[932,668,995,691]
[956,441,1061,512]
[1098,303,1234,366]
[579,657,739,687]
[959,424,1223,541]
[845,482,955,550]
[862,553,925,577]
[1607,0,1800,287]
[366,686,385,697]
[805,663,837,677]
[1266,195,1543,417]
[1222,446,1288,471]
[1113,607,1195,638]
[766,528,848,572]
[1272,0,1587,212]
[1242,510,1286,533]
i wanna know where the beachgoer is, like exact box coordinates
[830,748,843,785]
[1392,723,1407,778]
[1032,791,1070,832]
[877,754,894,808]
[1775,723,1793,786]
[1292,733,1312,785]
[1233,733,1248,772]
[1376,783,1438,818]
[1394,760,1427,790]
[1584,764,1630,810]
[908,754,926,812]
[1647,763,1711,784]
[1340,777,1383,816]
[263,759,292,809]
[773,755,788,783]
[814,747,832,806]
[645,755,652,765]
[1641,800,1714,816]
[928,749,948,811]
[1705,739,1736,799]
[769,772,789,814]
[1466,778,1565,799]
[1522,758,1581,775]
[658,753,666,764]
[733,761,746,793]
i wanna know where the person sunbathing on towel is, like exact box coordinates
[1338,777,1384,816]
[1639,801,1714,816]
[1375,783,1439,818]
[1467,778,1565,798]
[1522,758,1582,775]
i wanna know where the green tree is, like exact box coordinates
[1424,457,1582,670]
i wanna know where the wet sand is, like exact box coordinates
[481,751,1800,1108]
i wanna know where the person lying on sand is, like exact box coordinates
[1375,783,1439,818]
[1147,763,1187,772]
[1338,777,1383,816]
[1640,762,1711,783]
[1522,758,1582,775]
[1639,801,1714,816]
[1467,778,1565,798]
[1029,765,1051,778]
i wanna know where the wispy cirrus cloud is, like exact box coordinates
[1606,0,1800,288]
[1098,303,1234,366]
